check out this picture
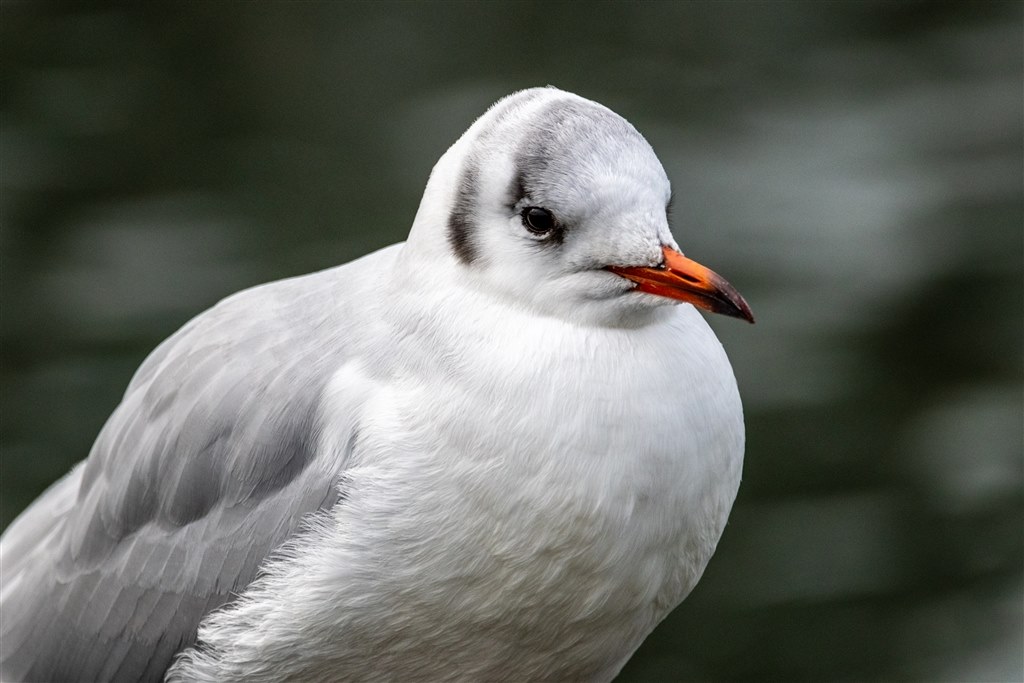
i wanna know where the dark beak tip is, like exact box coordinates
[714,284,755,324]
[722,302,755,324]
[737,300,755,324]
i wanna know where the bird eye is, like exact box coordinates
[521,207,556,235]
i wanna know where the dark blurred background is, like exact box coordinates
[2,1,1021,681]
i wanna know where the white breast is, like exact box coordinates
[171,264,744,683]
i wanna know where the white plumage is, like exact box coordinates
[1,87,751,682]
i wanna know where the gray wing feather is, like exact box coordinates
[0,261,370,683]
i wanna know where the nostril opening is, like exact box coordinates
[678,274,700,284]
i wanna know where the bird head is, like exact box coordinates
[406,87,753,329]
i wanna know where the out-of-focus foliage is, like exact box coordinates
[1,1,1020,681]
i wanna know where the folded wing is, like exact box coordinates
[0,260,375,682]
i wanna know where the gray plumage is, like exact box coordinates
[0,257,379,681]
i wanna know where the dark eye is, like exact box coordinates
[521,207,556,235]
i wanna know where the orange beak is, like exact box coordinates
[607,245,754,323]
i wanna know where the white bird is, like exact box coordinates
[0,87,753,682]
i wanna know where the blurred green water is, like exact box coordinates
[1,1,1021,680]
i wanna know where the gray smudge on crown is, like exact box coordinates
[447,89,547,265]
[511,99,644,209]
[448,90,647,265]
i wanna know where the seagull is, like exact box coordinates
[0,87,753,683]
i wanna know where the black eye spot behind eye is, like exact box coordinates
[521,207,556,235]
